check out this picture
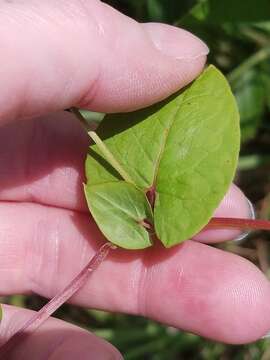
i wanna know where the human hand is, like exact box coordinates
[0,1,270,358]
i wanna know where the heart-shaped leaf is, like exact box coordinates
[85,65,240,248]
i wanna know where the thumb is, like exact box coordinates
[0,304,122,359]
[0,0,208,124]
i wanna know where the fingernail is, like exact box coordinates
[144,23,209,60]
[234,199,256,242]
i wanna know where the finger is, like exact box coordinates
[0,112,89,212]
[0,113,251,236]
[0,304,122,360]
[0,0,208,124]
[0,202,270,344]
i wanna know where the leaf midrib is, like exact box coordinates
[150,91,188,190]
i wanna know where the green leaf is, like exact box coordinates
[181,0,270,25]
[261,65,270,111]
[84,182,153,249]
[0,304,2,322]
[233,68,265,142]
[85,65,240,248]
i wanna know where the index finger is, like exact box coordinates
[0,202,269,344]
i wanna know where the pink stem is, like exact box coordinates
[208,217,270,231]
[0,242,115,358]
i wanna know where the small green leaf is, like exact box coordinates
[84,182,153,249]
[85,65,240,248]
[0,304,2,322]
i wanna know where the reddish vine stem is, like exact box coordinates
[208,217,270,231]
[0,242,115,358]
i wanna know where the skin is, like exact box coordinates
[0,0,270,358]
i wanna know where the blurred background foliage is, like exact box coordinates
[3,0,270,359]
